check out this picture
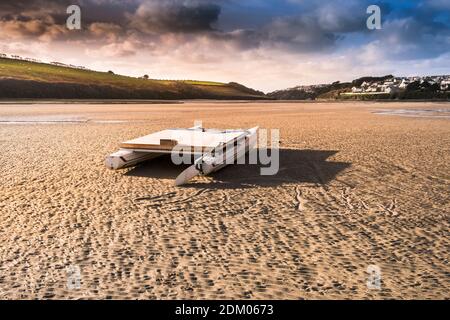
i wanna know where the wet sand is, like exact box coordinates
[0,101,448,299]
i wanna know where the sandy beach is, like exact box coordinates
[0,101,448,299]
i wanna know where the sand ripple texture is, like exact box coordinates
[0,102,448,299]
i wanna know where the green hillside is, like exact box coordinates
[0,58,266,100]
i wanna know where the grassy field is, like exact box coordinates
[0,58,265,99]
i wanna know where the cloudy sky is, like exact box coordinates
[0,0,449,92]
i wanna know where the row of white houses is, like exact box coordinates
[351,76,450,93]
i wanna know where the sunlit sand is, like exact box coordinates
[0,101,448,299]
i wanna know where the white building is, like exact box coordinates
[361,81,370,89]
[441,80,450,91]
[399,79,410,89]
[352,87,363,93]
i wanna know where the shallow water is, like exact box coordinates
[373,108,450,118]
[0,114,135,124]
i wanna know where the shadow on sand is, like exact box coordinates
[125,149,351,189]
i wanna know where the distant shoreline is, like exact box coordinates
[0,98,449,105]
[0,99,184,105]
[2,58,448,102]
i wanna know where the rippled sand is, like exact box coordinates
[0,101,448,299]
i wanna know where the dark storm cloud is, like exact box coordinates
[0,0,68,40]
[0,0,448,59]
[212,0,372,52]
[373,12,450,60]
[0,0,139,24]
[0,0,141,41]
[130,0,221,33]
[0,0,222,40]
[0,0,367,47]
[262,15,340,52]
[0,0,222,28]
